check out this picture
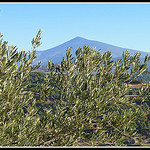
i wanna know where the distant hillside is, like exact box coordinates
[34,36,150,68]
[34,65,49,73]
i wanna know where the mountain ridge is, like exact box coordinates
[34,36,150,65]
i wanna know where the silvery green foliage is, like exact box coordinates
[0,30,42,146]
[40,45,150,146]
[0,30,149,146]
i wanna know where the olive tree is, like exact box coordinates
[39,45,150,146]
[0,30,42,146]
[0,30,149,146]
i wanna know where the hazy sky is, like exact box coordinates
[1,2,150,52]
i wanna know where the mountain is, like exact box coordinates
[34,36,150,66]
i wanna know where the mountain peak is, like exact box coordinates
[71,36,90,42]
[35,36,150,65]
[74,36,82,38]
[74,36,83,38]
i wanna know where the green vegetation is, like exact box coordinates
[136,71,150,83]
[34,65,49,73]
[0,30,41,146]
[0,30,150,146]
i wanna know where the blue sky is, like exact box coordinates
[1,2,150,52]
